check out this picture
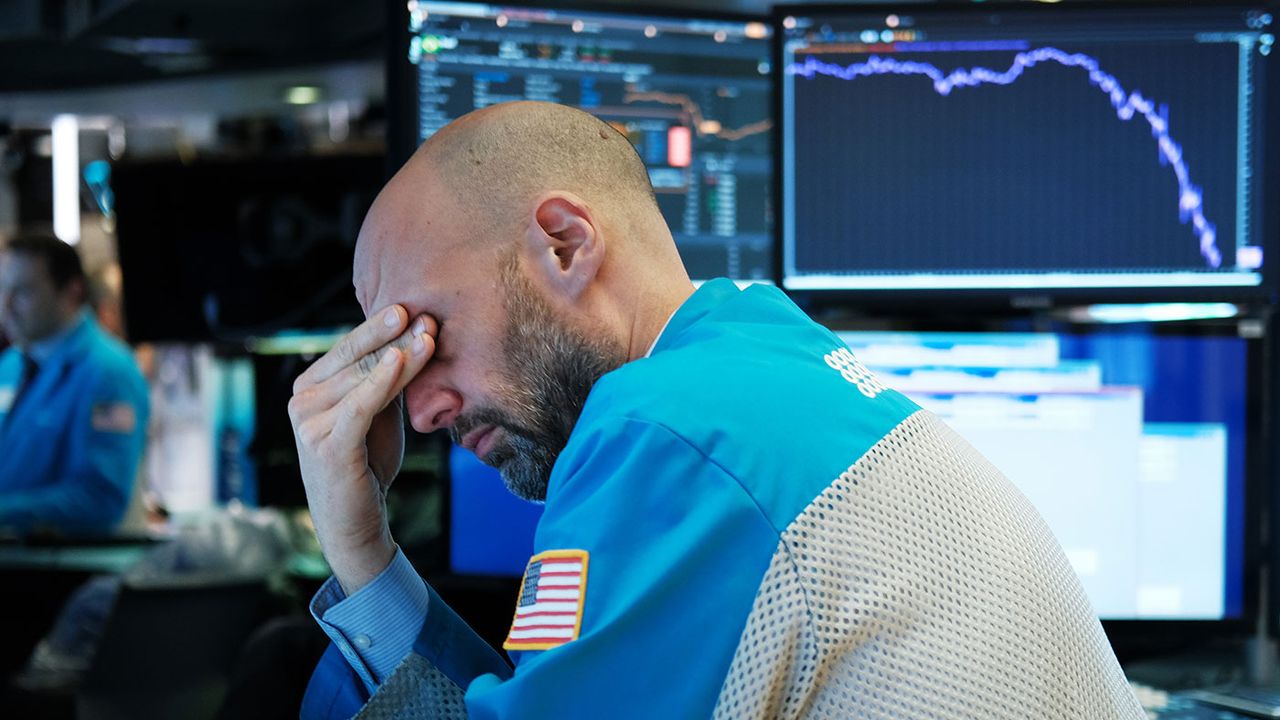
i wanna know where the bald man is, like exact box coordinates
[290,102,1144,719]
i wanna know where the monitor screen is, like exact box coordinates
[779,4,1275,296]
[405,1,774,283]
[449,324,1254,619]
[115,155,382,343]
[836,327,1251,621]
[448,441,544,576]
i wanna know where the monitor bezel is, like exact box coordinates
[773,1,1280,310]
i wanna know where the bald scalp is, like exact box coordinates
[419,102,659,237]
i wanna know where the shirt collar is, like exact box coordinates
[644,309,678,359]
[644,278,741,359]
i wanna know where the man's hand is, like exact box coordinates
[288,305,437,595]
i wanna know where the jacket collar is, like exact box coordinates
[648,278,739,358]
[31,310,96,374]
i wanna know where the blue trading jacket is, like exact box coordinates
[302,279,921,718]
[0,311,150,533]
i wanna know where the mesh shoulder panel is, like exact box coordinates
[713,410,1145,720]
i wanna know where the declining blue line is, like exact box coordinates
[788,48,1223,268]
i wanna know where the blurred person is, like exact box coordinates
[293,102,1143,719]
[0,231,149,535]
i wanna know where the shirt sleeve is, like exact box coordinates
[0,359,148,533]
[310,545,431,692]
[382,417,781,719]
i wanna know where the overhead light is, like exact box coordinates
[284,85,323,105]
[52,114,80,245]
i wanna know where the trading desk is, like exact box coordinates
[0,543,153,574]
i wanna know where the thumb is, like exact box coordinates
[367,396,406,487]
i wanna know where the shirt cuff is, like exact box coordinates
[310,546,430,693]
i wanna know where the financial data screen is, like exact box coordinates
[408,2,774,282]
[837,328,1248,621]
[451,326,1249,620]
[780,5,1274,293]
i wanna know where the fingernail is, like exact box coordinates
[412,336,426,355]
[412,317,426,336]
[384,308,399,327]
[381,349,398,366]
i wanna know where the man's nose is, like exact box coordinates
[404,374,463,433]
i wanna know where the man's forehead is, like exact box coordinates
[353,198,458,318]
[353,168,436,313]
[354,225,414,317]
[351,223,384,314]
[358,245,417,312]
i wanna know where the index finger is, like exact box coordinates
[296,305,408,390]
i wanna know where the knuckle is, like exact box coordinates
[292,364,319,394]
[343,394,372,423]
[295,418,324,448]
[286,396,303,423]
[356,351,379,377]
[390,332,412,354]
[287,388,319,423]
[335,338,360,368]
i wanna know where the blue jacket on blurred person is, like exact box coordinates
[0,232,149,535]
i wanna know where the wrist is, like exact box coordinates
[327,531,398,597]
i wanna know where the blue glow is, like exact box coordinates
[1078,302,1239,324]
[83,160,113,216]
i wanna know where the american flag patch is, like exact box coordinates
[91,402,137,434]
[503,549,589,652]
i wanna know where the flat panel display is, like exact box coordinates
[779,4,1276,297]
[837,327,1251,620]
[407,1,774,282]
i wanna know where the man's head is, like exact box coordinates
[0,232,87,348]
[355,101,693,501]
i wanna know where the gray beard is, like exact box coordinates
[450,254,626,502]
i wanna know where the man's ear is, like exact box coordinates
[524,194,604,302]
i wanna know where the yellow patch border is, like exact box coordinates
[503,548,589,651]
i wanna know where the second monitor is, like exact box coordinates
[404,1,774,283]
[779,3,1276,299]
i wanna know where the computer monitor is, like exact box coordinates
[399,1,775,283]
[778,3,1278,300]
[448,441,543,576]
[115,155,382,343]
[448,321,1261,617]
[835,324,1259,622]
